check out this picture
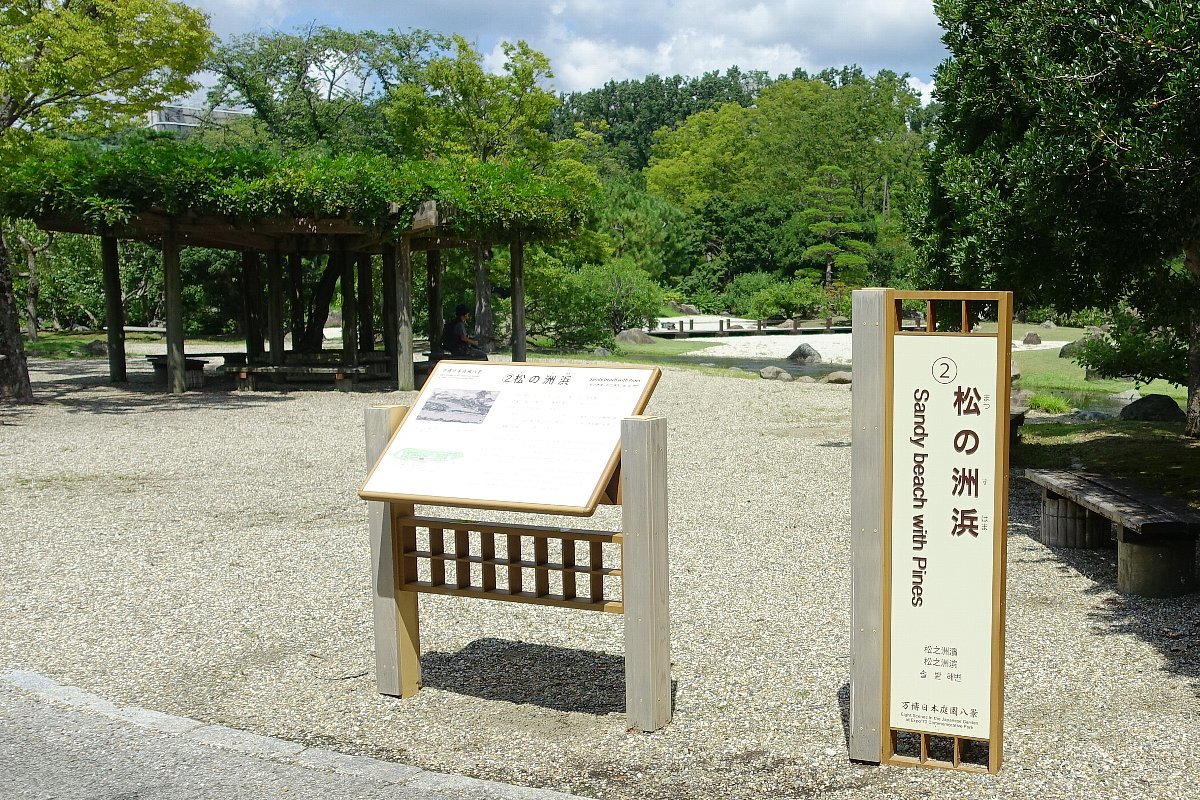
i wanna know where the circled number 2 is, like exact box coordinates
[932,357,957,384]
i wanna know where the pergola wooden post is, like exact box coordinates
[266,249,285,366]
[339,245,359,371]
[426,249,443,348]
[510,238,526,362]
[241,251,264,361]
[100,235,126,382]
[162,231,186,394]
[395,239,415,391]
[357,253,375,353]
[381,245,398,372]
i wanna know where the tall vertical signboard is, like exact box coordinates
[850,289,1012,774]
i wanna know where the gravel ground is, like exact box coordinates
[2,357,1198,800]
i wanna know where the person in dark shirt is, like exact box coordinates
[441,303,487,359]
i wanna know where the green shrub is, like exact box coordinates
[747,277,825,320]
[722,272,777,316]
[1027,394,1072,414]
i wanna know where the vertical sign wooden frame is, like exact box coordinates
[851,289,1012,775]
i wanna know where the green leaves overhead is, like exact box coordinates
[0,135,597,242]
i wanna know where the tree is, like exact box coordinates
[795,167,872,288]
[922,0,1200,436]
[207,26,442,155]
[0,0,211,401]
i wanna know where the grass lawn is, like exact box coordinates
[1015,420,1200,509]
[22,331,246,360]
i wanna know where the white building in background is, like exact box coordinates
[146,106,252,135]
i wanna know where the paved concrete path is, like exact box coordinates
[1,670,581,800]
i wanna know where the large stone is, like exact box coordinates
[1011,389,1033,411]
[615,328,655,345]
[787,343,822,364]
[776,371,795,382]
[1011,360,1021,381]
[796,375,817,383]
[1022,331,1042,345]
[1059,339,1086,358]
[1040,320,1057,329]
[82,340,108,356]
[678,303,700,316]
[759,366,785,380]
[824,370,853,384]
[1119,394,1186,422]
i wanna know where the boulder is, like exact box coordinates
[796,375,817,383]
[787,343,822,364]
[824,371,853,384]
[1040,320,1057,329]
[1011,389,1033,411]
[1119,394,1186,423]
[615,328,655,345]
[727,323,744,330]
[1070,410,1113,422]
[678,303,701,316]
[1058,339,1086,358]
[1111,389,1141,402]
[759,366,785,380]
[69,324,90,333]
[593,347,611,356]
[82,340,108,356]
[776,371,795,382]
[1022,332,1042,345]
[1011,360,1021,381]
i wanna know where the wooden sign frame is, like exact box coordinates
[850,289,1012,774]
[359,360,660,516]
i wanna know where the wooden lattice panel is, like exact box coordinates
[393,514,624,613]
[886,729,991,773]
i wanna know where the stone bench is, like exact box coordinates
[1025,469,1200,597]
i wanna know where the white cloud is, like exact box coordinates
[183,0,949,92]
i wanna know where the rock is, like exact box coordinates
[82,340,108,356]
[1119,394,1186,422]
[1059,339,1086,358]
[678,303,700,316]
[1086,326,1104,336]
[1084,368,1101,381]
[1070,410,1113,422]
[1111,389,1141,402]
[776,319,798,329]
[1011,389,1033,410]
[787,343,822,364]
[69,324,90,333]
[776,371,795,382]
[1022,332,1042,345]
[615,328,655,345]
[824,371,853,384]
[593,347,611,356]
[759,366,785,380]
[727,366,744,373]
[668,301,684,313]
[1011,361,1021,381]
[796,376,817,383]
[727,323,744,330]
[1040,320,1057,329]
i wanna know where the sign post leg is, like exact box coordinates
[365,405,422,697]
[620,415,671,732]
[850,289,889,762]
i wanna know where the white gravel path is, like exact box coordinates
[1,357,1197,800]
[676,333,1070,364]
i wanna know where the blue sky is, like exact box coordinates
[186,0,946,100]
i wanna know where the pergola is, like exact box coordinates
[33,201,530,393]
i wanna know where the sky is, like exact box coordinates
[187,0,946,101]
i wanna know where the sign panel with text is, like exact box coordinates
[888,335,999,739]
[359,361,659,515]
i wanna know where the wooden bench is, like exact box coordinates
[1025,469,1200,597]
[224,363,367,391]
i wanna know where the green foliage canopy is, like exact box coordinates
[0,135,598,243]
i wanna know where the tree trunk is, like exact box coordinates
[287,252,305,344]
[23,245,39,340]
[1185,244,1200,438]
[299,255,339,353]
[473,245,494,352]
[0,237,34,402]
